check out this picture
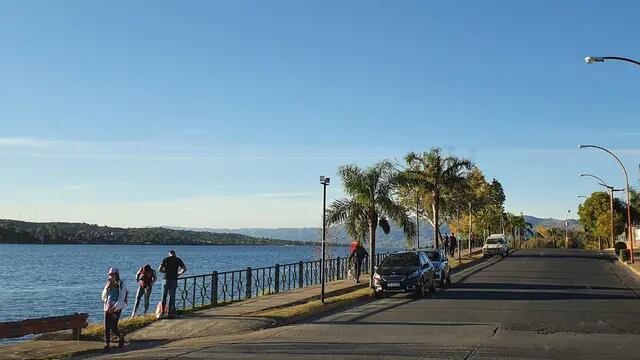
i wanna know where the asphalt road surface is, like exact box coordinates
[95,249,640,359]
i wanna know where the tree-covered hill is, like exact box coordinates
[0,219,314,246]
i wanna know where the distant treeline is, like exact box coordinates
[0,219,317,246]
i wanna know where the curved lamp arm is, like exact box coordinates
[578,145,630,186]
[585,56,640,66]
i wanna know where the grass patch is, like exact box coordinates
[448,252,484,269]
[257,287,374,321]
[80,315,158,341]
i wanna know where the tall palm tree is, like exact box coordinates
[327,161,416,288]
[400,148,472,249]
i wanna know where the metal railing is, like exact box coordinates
[176,252,389,311]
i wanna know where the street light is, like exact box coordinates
[415,192,420,250]
[577,195,588,199]
[585,56,640,66]
[578,145,634,262]
[319,176,330,303]
[579,174,625,250]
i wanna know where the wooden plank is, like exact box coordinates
[0,313,88,339]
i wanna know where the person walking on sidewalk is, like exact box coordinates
[101,268,128,352]
[158,250,187,319]
[348,241,368,283]
[131,264,156,318]
[443,233,449,255]
[449,233,458,258]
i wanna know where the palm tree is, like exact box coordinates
[327,161,416,288]
[505,213,532,248]
[400,148,472,249]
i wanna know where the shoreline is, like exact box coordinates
[0,241,351,247]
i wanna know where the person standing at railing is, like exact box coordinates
[101,267,128,352]
[131,264,156,318]
[348,241,368,283]
[158,250,187,319]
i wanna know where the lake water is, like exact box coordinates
[0,243,400,337]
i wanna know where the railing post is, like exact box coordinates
[336,257,341,280]
[192,279,196,309]
[274,264,280,293]
[246,267,252,299]
[182,278,187,311]
[298,261,304,288]
[212,271,218,305]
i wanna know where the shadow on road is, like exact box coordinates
[199,341,472,358]
[451,282,623,291]
[432,289,635,301]
[509,251,614,261]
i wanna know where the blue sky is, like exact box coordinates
[0,1,638,228]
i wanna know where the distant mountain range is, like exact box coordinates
[524,216,581,230]
[170,215,582,247]
[0,219,313,246]
[0,214,580,247]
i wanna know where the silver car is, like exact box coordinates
[421,249,451,287]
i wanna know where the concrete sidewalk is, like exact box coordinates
[0,279,366,360]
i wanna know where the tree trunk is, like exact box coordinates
[368,218,377,289]
[432,201,438,249]
[519,228,523,248]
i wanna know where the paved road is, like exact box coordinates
[91,249,640,359]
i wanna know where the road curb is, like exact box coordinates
[621,259,640,278]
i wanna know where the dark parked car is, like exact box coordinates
[373,251,436,298]
[421,249,451,287]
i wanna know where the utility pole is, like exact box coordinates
[565,209,570,249]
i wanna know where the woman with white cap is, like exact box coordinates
[101,267,128,351]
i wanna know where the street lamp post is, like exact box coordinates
[579,173,625,249]
[468,202,472,256]
[456,208,461,261]
[319,176,330,303]
[578,145,634,263]
[416,194,420,250]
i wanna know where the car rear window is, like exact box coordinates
[486,239,501,244]
[381,253,419,267]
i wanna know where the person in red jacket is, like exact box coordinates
[347,241,369,283]
[131,264,156,318]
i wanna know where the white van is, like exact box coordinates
[483,234,509,257]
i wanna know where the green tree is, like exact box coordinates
[327,161,416,287]
[399,148,472,249]
[578,191,625,248]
